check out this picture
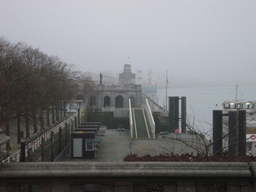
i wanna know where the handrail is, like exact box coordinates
[145,98,156,139]
[142,109,150,139]
[128,98,133,139]
[1,150,21,163]
[1,113,77,163]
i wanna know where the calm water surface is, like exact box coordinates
[157,83,256,134]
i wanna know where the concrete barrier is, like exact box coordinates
[0,162,255,191]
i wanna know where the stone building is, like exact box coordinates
[119,64,135,85]
[85,65,142,117]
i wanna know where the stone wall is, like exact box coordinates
[0,162,256,191]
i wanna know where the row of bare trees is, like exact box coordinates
[0,37,94,145]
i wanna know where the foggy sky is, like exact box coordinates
[1,0,255,84]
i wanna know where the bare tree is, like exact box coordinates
[0,37,96,149]
[166,112,249,161]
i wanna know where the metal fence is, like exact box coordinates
[2,113,77,163]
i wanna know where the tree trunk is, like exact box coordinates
[60,102,63,120]
[25,108,30,138]
[56,104,59,122]
[47,107,50,127]
[52,105,55,124]
[40,108,44,131]
[17,109,21,144]
[33,107,37,134]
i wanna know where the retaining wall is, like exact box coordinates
[1,162,256,191]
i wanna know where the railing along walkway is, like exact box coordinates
[1,113,77,163]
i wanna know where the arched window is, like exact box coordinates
[129,96,136,108]
[104,96,111,107]
[116,95,124,108]
[90,96,97,106]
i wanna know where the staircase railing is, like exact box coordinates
[129,99,133,139]
[145,98,156,139]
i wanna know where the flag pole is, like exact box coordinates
[166,70,168,112]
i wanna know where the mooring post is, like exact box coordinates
[239,110,246,156]
[181,97,186,133]
[228,111,239,156]
[169,97,179,133]
[213,110,223,155]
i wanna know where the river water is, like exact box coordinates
[156,83,256,135]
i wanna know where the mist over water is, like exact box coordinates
[157,83,256,136]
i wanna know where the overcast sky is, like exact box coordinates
[1,0,255,84]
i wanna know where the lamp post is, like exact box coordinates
[6,74,31,151]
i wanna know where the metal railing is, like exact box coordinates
[145,98,156,139]
[1,150,21,163]
[129,98,133,139]
[1,113,77,163]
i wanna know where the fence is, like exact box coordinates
[2,113,77,163]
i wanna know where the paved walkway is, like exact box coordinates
[134,109,148,139]
[132,134,209,157]
[63,129,131,162]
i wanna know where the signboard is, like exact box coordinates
[175,129,180,134]
[246,134,256,142]
[66,103,78,113]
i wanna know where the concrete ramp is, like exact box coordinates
[132,109,153,139]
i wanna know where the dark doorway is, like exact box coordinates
[116,95,124,108]
[104,96,111,107]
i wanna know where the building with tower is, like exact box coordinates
[119,64,136,85]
